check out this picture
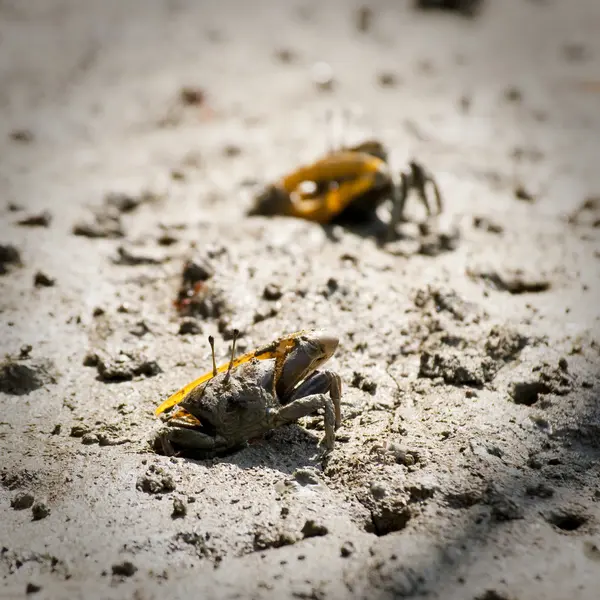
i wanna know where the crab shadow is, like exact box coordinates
[171,423,328,475]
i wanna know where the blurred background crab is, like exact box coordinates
[248,136,443,242]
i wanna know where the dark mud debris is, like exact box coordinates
[31,501,51,521]
[253,528,297,551]
[367,497,412,536]
[11,491,35,510]
[0,244,22,275]
[33,271,55,287]
[84,350,161,382]
[568,196,600,228]
[473,215,504,234]
[111,561,137,577]
[112,245,165,266]
[0,358,58,395]
[73,212,124,239]
[351,371,378,395]
[25,583,42,594]
[16,211,52,227]
[9,129,34,143]
[414,0,484,18]
[467,266,551,294]
[484,325,528,362]
[172,497,187,519]
[178,317,202,335]
[175,255,216,314]
[301,520,328,539]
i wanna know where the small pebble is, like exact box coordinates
[172,497,187,519]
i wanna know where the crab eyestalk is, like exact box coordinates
[208,335,217,377]
[224,329,240,384]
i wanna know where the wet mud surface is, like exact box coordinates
[1,1,600,599]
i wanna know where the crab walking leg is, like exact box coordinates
[274,370,342,449]
[162,426,229,451]
[387,172,409,241]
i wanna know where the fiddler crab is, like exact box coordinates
[248,139,443,241]
[154,329,342,456]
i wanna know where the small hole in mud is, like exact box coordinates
[509,381,551,406]
[547,511,588,531]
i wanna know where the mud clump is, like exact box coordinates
[33,271,55,287]
[31,501,51,521]
[136,466,176,494]
[172,497,187,519]
[73,210,124,239]
[351,371,378,395]
[0,358,58,395]
[73,191,155,238]
[253,527,297,551]
[111,561,137,577]
[84,350,161,382]
[419,350,497,387]
[301,520,328,539]
[175,255,216,315]
[485,325,528,361]
[0,244,22,275]
[178,318,202,335]
[414,285,476,322]
[363,496,412,536]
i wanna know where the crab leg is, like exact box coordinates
[274,370,342,450]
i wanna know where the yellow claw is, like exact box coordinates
[155,330,308,416]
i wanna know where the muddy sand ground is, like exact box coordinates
[1,1,600,599]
